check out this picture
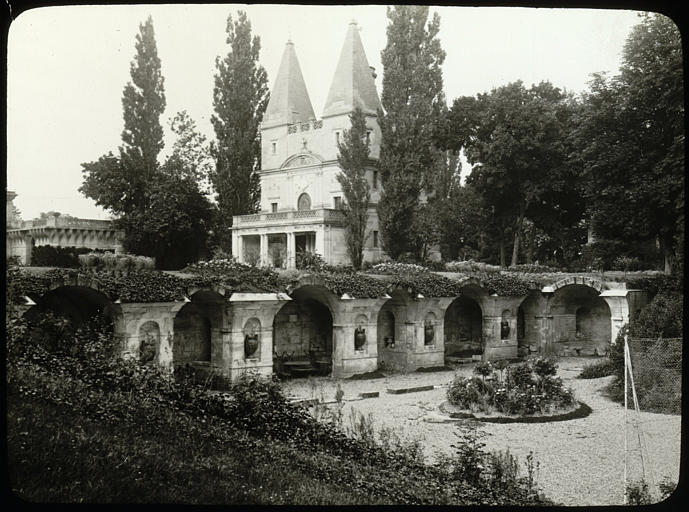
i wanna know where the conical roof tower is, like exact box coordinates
[262,40,315,128]
[322,21,382,118]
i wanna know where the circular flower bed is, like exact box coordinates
[446,358,577,418]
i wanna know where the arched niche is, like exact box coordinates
[354,313,368,350]
[444,296,482,358]
[424,311,437,345]
[138,320,160,366]
[501,309,511,340]
[273,285,334,376]
[173,303,212,364]
[551,284,612,355]
[377,309,395,350]
[243,317,261,359]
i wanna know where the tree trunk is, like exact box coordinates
[660,232,674,275]
[499,238,506,268]
[511,231,520,267]
[510,215,524,267]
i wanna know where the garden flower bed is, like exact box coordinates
[445,358,580,421]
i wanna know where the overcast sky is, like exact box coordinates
[7,4,646,220]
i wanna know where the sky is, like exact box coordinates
[7,4,647,221]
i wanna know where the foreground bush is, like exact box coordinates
[7,312,552,505]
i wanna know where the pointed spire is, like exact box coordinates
[322,21,382,118]
[263,40,315,128]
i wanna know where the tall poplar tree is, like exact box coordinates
[336,107,372,270]
[120,15,166,209]
[80,17,213,269]
[377,6,446,260]
[81,15,166,226]
[211,11,269,251]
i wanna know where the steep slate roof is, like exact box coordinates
[322,21,382,118]
[262,40,315,128]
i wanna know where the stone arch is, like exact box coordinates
[173,289,225,368]
[377,308,395,351]
[273,284,335,376]
[444,295,483,359]
[138,320,160,366]
[24,284,119,329]
[297,192,311,211]
[550,284,612,356]
[501,309,511,340]
[517,291,542,355]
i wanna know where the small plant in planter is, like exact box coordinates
[492,359,509,383]
[473,361,493,383]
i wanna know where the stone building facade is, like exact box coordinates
[232,22,385,268]
[6,191,124,265]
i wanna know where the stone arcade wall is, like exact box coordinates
[13,274,646,381]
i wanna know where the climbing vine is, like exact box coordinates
[183,258,288,293]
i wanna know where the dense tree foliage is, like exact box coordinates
[572,13,683,274]
[336,108,372,270]
[446,81,578,267]
[377,5,446,260]
[80,17,212,269]
[211,11,269,252]
[167,110,214,191]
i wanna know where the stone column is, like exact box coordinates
[478,295,526,361]
[118,302,186,369]
[225,293,291,381]
[23,234,33,265]
[231,231,239,260]
[600,290,631,345]
[259,234,268,267]
[315,227,325,258]
[286,231,296,268]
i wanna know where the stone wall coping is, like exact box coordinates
[229,292,292,301]
[599,289,630,297]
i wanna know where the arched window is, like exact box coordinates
[297,193,311,211]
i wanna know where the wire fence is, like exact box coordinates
[623,336,682,503]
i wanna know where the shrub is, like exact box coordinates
[531,357,558,379]
[31,245,99,268]
[445,260,501,273]
[422,260,447,272]
[296,251,327,271]
[7,255,22,267]
[507,363,534,389]
[578,359,615,379]
[505,263,560,273]
[448,360,575,416]
[628,293,683,338]
[183,257,287,293]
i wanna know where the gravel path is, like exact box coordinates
[281,358,681,506]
